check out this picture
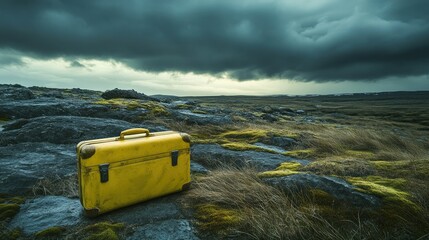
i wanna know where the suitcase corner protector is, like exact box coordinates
[182,182,191,191]
[80,145,96,159]
[83,208,100,218]
[179,133,191,143]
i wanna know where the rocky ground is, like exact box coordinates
[0,84,428,239]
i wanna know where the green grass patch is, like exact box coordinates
[258,162,302,178]
[0,204,20,221]
[35,226,66,238]
[284,149,315,159]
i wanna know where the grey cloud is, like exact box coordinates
[70,60,85,68]
[0,0,428,82]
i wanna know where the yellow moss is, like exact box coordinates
[35,226,65,238]
[221,142,276,153]
[196,204,241,232]
[347,176,418,210]
[141,101,169,116]
[84,229,118,240]
[84,222,125,232]
[220,129,268,142]
[284,149,314,159]
[372,160,429,179]
[0,204,20,221]
[258,162,302,178]
[192,109,207,114]
[231,115,247,122]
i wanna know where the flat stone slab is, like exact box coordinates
[129,219,199,240]
[191,144,309,171]
[0,142,75,194]
[9,196,83,235]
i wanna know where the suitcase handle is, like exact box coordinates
[119,128,150,140]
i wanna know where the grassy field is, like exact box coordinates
[171,91,429,239]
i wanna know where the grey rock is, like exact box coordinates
[100,195,182,225]
[0,116,166,145]
[0,142,75,194]
[0,84,35,101]
[173,110,232,125]
[129,219,199,240]
[264,174,381,208]
[261,113,278,122]
[101,88,157,101]
[296,109,305,114]
[253,143,286,154]
[191,162,209,174]
[261,136,297,148]
[9,196,83,235]
[191,144,309,171]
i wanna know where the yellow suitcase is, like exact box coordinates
[76,128,191,217]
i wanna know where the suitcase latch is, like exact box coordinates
[99,163,110,183]
[171,150,179,166]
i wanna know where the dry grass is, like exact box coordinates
[32,174,78,198]
[187,167,386,239]
[305,128,428,160]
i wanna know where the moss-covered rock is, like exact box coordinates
[0,204,20,221]
[258,162,302,178]
[220,129,268,142]
[284,149,314,159]
[85,229,119,240]
[35,226,65,238]
[195,204,241,233]
[221,142,276,153]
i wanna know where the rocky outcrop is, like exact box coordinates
[0,84,35,100]
[191,144,309,171]
[0,116,166,146]
[101,88,158,101]
[264,174,381,208]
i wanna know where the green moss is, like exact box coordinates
[231,115,247,122]
[258,162,302,178]
[85,229,118,240]
[220,129,268,142]
[347,176,418,210]
[192,109,207,114]
[141,101,169,116]
[196,204,241,232]
[35,226,65,238]
[0,204,20,221]
[283,149,314,159]
[372,160,429,179]
[303,159,375,177]
[221,142,276,153]
[84,222,125,232]
[0,228,21,240]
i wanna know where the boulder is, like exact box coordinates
[101,88,157,101]
[173,110,232,125]
[0,84,35,101]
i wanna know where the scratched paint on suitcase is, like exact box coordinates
[77,128,191,216]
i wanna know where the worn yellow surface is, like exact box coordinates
[77,129,190,215]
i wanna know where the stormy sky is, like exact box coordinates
[0,0,428,95]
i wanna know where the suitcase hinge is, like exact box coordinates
[171,150,179,166]
[99,163,110,183]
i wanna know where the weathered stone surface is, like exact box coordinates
[173,110,232,125]
[99,195,183,225]
[261,136,297,148]
[264,174,381,207]
[101,88,157,101]
[191,144,309,171]
[0,116,166,145]
[191,162,209,174]
[9,196,83,235]
[0,84,35,101]
[0,142,75,194]
[129,219,199,240]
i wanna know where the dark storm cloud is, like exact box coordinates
[0,0,428,81]
[70,60,85,68]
